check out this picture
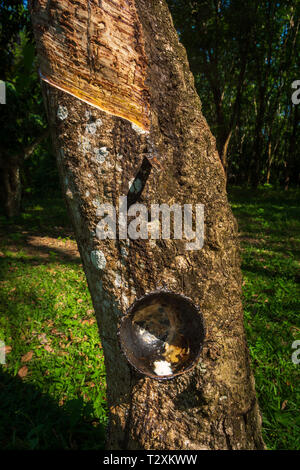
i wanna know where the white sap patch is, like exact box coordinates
[130,286,137,296]
[66,188,73,199]
[78,136,92,154]
[219,396,228,401]
[90,250,106,270]
[131,122,148,135]
[92,198,102,209]
[57,105,68,121]
[94,147,109,164]
[121,292,129,309]
[85,115,102,133]
[128,178,134,188]
[135,325,159,346]
[153,360,173,376]
[120,246,128,258]
[86,122,97,135]
[115,273,122,288]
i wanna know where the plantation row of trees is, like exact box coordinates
[0,0,51,217]
[0,0,299,218]
[167,0,300,187]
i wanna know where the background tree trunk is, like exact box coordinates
[0,130,48,218]
[30,0,265,450]
[0,162,21,218]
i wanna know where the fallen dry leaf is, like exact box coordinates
[51,328,63,337]
[44,345,54,353]
[81,318,95,325]
[281,400,288,410]
[18,366,28,378]
[21,351,33,363]
[5,345,12,354]
[38,334,48,344]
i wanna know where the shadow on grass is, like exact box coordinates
[0,242,81,266]
[0,196,73,239]
[0,368,106,450]
[0,228,108,450]
[241,258,298,281]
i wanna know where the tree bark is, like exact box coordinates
[30,0,265,450]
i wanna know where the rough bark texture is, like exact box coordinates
[30,0,265,450]
[30,0,150,130]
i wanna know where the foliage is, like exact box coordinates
[167,0,300,187]
[0,1,52,218]
[0,0,31,80]
[0,1,47,157]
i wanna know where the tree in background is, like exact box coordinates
[167,0,300,187]
[0,0,49,217]
[1,1,298,221]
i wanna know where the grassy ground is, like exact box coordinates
[229,187,300,450]
[0,187,299,450]
[0,199,107,450]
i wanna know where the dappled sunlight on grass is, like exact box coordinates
[229,187,300,450]
[0,202,107,449]
[0,188,299,449]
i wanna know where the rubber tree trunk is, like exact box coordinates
[30,0,265,450]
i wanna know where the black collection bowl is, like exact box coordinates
[118,290,206,380]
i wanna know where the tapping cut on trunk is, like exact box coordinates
[30,0,150,131]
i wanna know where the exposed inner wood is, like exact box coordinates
[30,0,150,131]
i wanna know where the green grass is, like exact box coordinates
[0,188,299,450]
[229,187,300,450]
[0,199,107,450]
